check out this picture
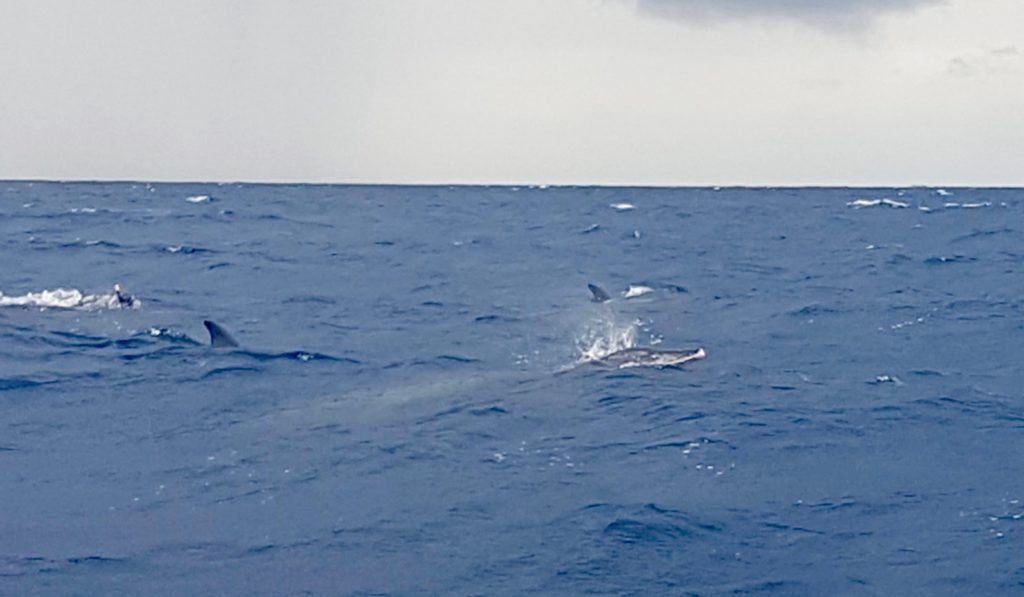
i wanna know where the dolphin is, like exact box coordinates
[203,320,239,348]
[592,346,706,369]
[589,282,659,302]
[588,283,612,303]
[113,283,138,308]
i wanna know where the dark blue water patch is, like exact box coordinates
[0,377,57,391]
[42,331,164,351]
[58,239,125,250]
[469,405,508,416]
[473,313,519,323]
[283,295,337,306]
[924,255,977,265]
[118,346,193,362]
[787,303,843,317]
[951,227,1015,243]
[235,349,357,363]
[435,354,480,364]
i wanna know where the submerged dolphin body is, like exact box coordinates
[593,347,706,369]
[203,320,239,348]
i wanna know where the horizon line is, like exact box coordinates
[3,178,1021,190]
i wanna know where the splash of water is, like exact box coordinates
[575,317,641,362]
[0,288,140,310]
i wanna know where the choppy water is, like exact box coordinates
[2,182,1023,595]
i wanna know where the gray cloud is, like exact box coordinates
[947,46,1021,78]
[635,0,945,29]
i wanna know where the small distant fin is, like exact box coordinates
[203,320,239,348]
[588,283,612,303]
[113,283,137,308]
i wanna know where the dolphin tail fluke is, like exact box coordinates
[588,283,612,303]
[203,320,239,348]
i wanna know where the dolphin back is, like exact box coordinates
[203,320,239,348]
[588,283,612,303]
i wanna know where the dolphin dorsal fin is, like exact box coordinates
[588,283,612,303]
[203,320,239,348]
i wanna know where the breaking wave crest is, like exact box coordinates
[0,287,140,310]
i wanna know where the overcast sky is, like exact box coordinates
[1,0,1021,185]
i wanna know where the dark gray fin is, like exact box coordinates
[113,283,136,307]
[203,320,239,348]
[588,283,612,303]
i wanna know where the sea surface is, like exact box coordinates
[2,182,1023,596]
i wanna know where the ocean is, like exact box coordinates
[2,182,1023,595]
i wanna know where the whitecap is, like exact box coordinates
[0,287,139,310]
[609,203,635,210]
[847,198,908,209]
[186,195,211,203]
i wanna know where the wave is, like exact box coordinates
[0,287,140,310]
[847,198,909,209]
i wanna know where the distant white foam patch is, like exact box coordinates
[871,375,904,386]
[847,198,909,209]
[609,203,635,210]
[0,288,140,310]
[185,195,211,203]
[69,207,98,214]
[936,189,952,196]
[624,285,654,299]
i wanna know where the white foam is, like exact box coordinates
[847,198,908,209]
[0,288,140,310]
[936,189,952,196]
[624,285,654,299]
[609,203,635,211]
[186,195,211,203]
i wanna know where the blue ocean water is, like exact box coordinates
[2,182,1023,595]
